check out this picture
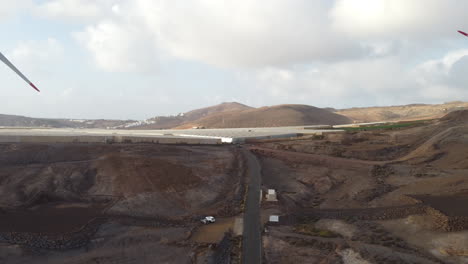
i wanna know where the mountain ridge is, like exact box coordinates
[176,104,351,128]
[2,101,467,129]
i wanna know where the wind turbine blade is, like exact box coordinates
[0,51,40,92]
[458,30,468,37]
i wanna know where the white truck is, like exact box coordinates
[201,216,216,224]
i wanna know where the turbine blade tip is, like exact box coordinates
[29,83,40,92]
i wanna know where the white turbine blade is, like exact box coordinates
[0,51,40,92]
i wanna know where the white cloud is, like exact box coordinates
[71,0,366,71]
[253,49,468,108]
[137,0,363,67]
[74,19,159,72]
[34,0,118,22]
[0,0,31,20]
[9,38,64,73]
[331,0,468,40]
[6,0,468,119]
[0,38,64,98]
[417,49,468,76]
[414,49,468,93]
[254,58,410,106]
[67,0,468,71]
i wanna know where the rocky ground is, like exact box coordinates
[0,143,245,263]
[2,110,468,264]
[257,110,468,264]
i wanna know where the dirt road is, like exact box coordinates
[242,149,262,264]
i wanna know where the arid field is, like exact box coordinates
[0,144,245,263]
[257,110,468,264]
[1,110,468,263]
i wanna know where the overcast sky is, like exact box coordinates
[1,0,468,120]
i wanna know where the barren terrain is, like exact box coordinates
[2,110,468,263]
[256,110,468,263]
[177,104,351,129]
[336,101,468,123]
[4,101,468,130]
[0,144,245,263]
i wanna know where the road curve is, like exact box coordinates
[241,149,262,264]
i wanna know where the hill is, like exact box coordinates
[3,101,467,129]
[0,114,135,129]
[137,102,253,129]
[0,102,253,129]
[440,109,468,123]
[183,102,253,121]
[177,104,351,128]
[336,101,468,123]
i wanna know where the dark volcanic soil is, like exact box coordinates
[0,202,107,234]
[0,143,245,263]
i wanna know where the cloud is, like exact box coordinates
[331,0,468,40]
[253,58,411,107]
[6,0,468,120]
[0,38,64,99]
[138,0,364,67]
[71,0,366,71]
[0,0,31,21]
[68,0,468,71]
[414,49,468,97]
[9,38,64,73]
[34,0,117,22]
[252,48,468,108]
[74,19,159,72]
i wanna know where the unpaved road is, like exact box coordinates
[242,149,262,264]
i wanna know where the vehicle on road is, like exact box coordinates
[201,216,216,224]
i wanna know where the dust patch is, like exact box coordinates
[315,219,356,238]
[338,248,371,264]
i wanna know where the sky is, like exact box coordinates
[1,0,468,120]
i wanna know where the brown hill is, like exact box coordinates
[395,110,468,169]
[440,109,468,123]
[138,102,253,129]
[183,102,252,121]
[336,101,468,123]
[177,104,351,128]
